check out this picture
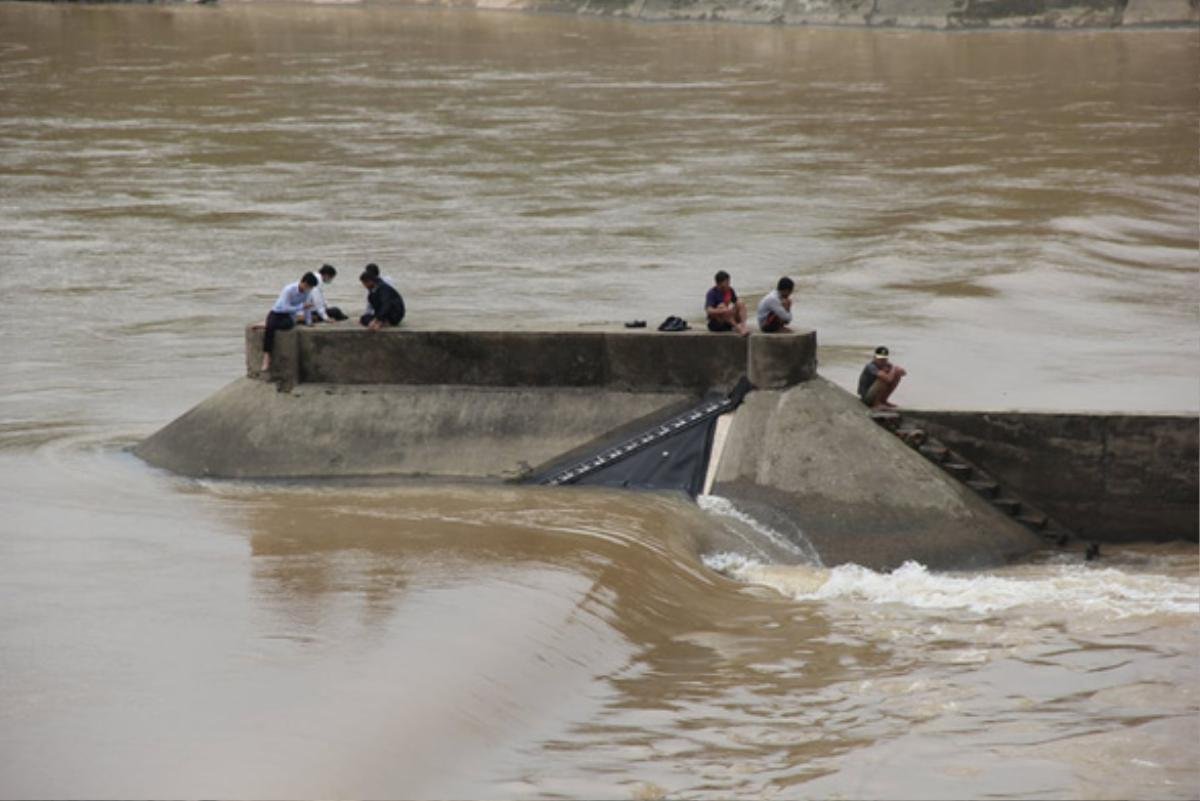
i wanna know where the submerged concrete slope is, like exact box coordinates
[711,377,1045,571]
[135,378,694,480]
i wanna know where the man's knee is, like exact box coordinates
[863,380,886,406]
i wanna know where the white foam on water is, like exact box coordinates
[715,558,1199,619]
[697,494,823,566]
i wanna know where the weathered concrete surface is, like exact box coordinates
[245,325,817,393]
[711,376,1045,570]
[1124,0,1200,25]
[410,0,1198,28]
[906,410,1199,543]
[748,331,818,389]
[135,378,695,479]
[142,326,819,478]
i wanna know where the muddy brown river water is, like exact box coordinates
[0,4,1196,798]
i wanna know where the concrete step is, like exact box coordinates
[1016,513,1048,530]
[869,410,902,431]
[879,419,1080,551]
[993,497,1021,516]
[919,444,949,462]
[966,478,999,498]
[943,462,973,480]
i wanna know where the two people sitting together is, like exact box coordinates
[704,271,795,335]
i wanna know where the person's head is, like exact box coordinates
[319,264,337,283]
[874,345,890,363]
[359,270,377,289]
[777,276,794,298]
[364,263,381,279]
[300,272,319,290]
[714,270,730,288]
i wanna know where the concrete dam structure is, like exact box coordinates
[136,325,1197,571]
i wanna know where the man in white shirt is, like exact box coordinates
[261,272,318,373]
[301,264,348,323]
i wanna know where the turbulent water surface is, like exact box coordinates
[0,4,1197,799]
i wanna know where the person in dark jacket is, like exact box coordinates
[359,270,406,330]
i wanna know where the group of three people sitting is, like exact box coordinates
[705,270,906,410]
[259,262,405,372]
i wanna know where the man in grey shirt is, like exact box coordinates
[756,276,795,333]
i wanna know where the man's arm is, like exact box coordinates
[766,295,792,324]
[310,284,331,322]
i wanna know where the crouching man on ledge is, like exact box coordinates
[359,270,406,330]
[260,271,318,373]
[858,345,907,410]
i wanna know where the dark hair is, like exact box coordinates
[364,263,380,278]
[875,346,889,357]
[777,277,794,292]
[319,264,337,278]
[300,272,318,288]
[359,270,375,284]
[714,270,730,284]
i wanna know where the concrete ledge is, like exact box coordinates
[906,410,1199,543]
[245,324,819,392]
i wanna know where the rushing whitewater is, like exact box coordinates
[0,4,1197,799]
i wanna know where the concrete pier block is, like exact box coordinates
[748,331,818,389]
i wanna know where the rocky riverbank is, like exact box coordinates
[397,0,1195,29]
[24,0,1200,29]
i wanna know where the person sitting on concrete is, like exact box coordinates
[261,271,318,373]
[303,264,348,323]
[361,262,396,319]
[757,276,795,333]
[360,269,406,330]
[858,346,907,410]
[705,270,749,336]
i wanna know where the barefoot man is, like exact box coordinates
[705,270,749,336]
[858,346,907,409]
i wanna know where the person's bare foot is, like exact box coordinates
[260,354,271,373]
[736,323,750,336]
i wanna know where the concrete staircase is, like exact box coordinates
[869,409,1089,553]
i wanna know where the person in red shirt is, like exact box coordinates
[704,270,750,336]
